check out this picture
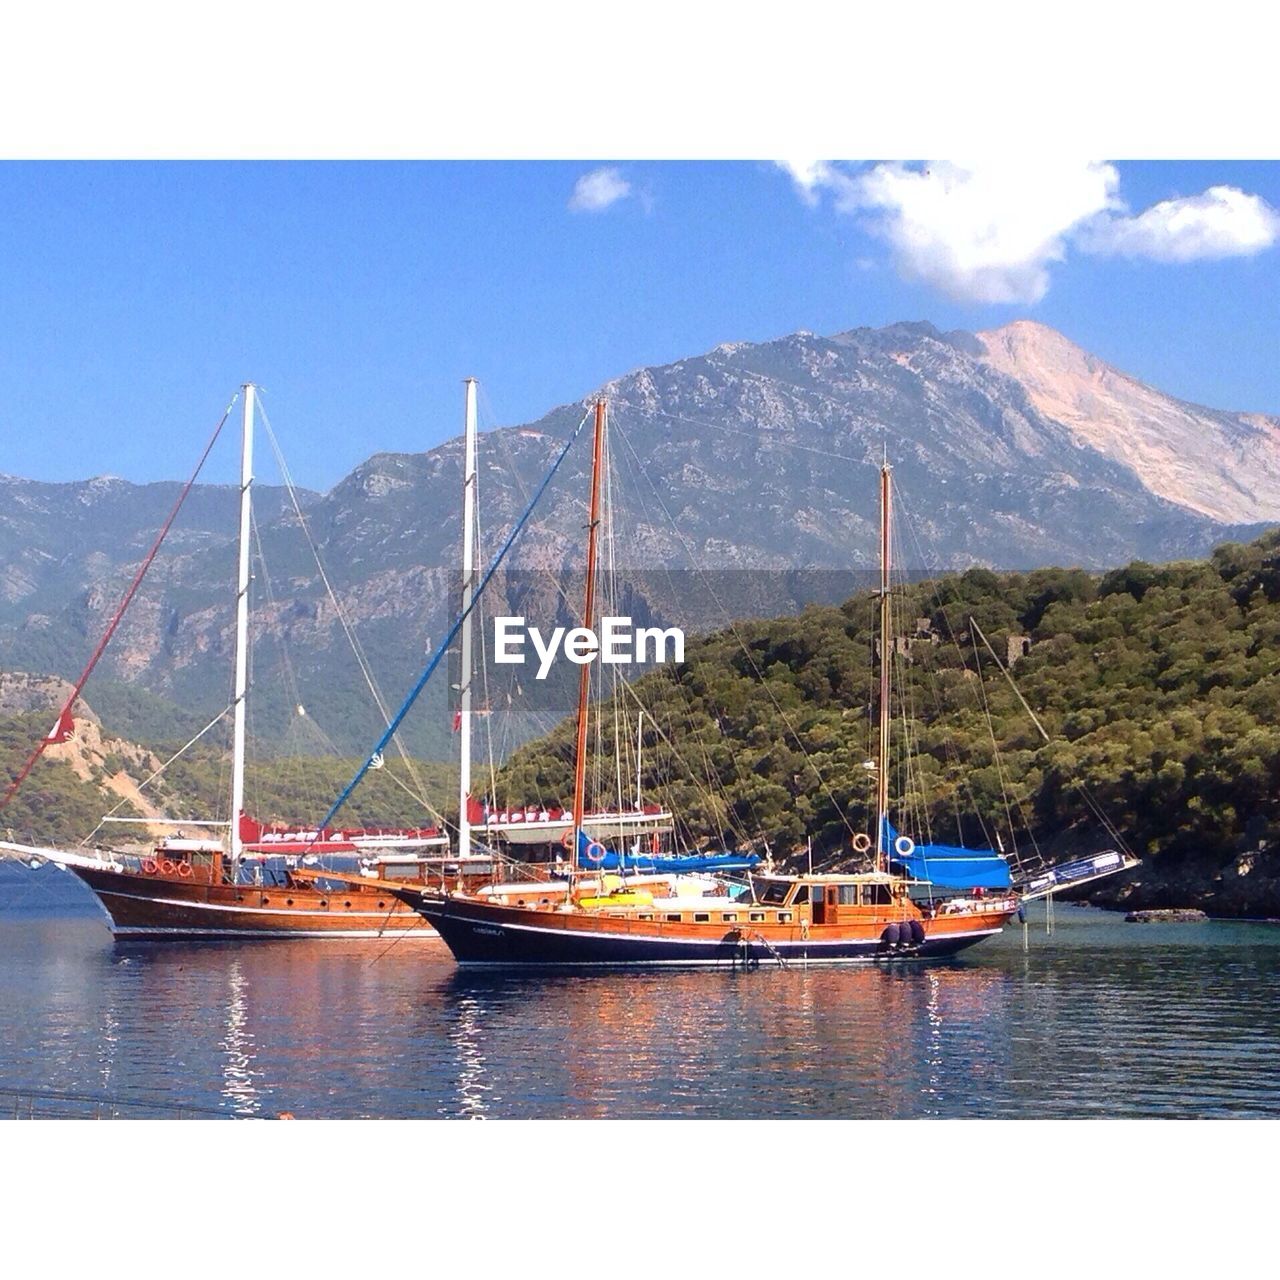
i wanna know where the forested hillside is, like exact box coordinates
[498,531,1280,915]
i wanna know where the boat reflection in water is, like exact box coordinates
[8,883,1280,1118]
[425,958,1018,1119]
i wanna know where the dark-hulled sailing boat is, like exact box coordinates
[375,423,1060,965]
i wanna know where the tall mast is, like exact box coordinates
[229,383,255,868]
[875,454,892,874]
[571,399,608,863]
[457,378,479,862]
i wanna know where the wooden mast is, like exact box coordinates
[875,453,892,875]
[571,399,608,866]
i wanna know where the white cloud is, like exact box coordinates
[779,162,1280,304]
[568,166,632,213]
[1083,185,1280,262]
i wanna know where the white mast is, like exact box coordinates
[457,378,479,861]
[229,384,255,868]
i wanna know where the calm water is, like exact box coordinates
[2,862,1278,1118]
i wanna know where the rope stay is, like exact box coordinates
[79,704,234,846]
[1,392,240,814]
[314,406,595,834]
[256,399,439,813]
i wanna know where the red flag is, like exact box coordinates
[46,709,75,744]
[452,709,462,733]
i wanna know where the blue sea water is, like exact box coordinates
[1,861,1277,1119]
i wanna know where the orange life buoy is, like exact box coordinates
[142,858,158,874]
[177,861,193,878]
[560,829,574,850]
[159,859,177,877]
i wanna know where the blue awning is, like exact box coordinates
[882,818,1012,890]
[576,828,758,874]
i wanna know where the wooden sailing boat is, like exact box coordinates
[380,420,1025,966]
[0,382,493,938]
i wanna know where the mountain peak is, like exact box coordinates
[975,320,1280,523]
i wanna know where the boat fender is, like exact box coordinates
[142,858,158,874]
[852,832,872,854]
[881,923,901,947]
[1017,904,1026,924]
[584,840,607,864]
[894,835,915,858]
[907,919,926,946]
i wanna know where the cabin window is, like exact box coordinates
[694,912,710,923]
[665,913,682,922]
[344,901,352,909]
[757,880,791,904]
[779,911,792,923]
[838,885,859,905]
[722,913,738,922]
[749,911,765,922]
[286,898,294,907]
[638,913,653,920]
[862,884,893,906]
[792,885,809,904]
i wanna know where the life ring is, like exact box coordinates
[141,858,158,874]
[159,859,178,877]
[560,830,574,851]
[584,840,606,864]
[852,832,872,854]
[177,862,193,879]
[894,835,915,858]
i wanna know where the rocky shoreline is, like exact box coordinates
[1070,844,1280,921]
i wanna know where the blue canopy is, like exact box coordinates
[882,818,1012,890]
[575,828,759,875]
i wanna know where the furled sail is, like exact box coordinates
[882,819,1012,890]
[576,829,758,875]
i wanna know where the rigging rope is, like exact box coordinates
[256,400,437,811]
[79,703,234,846]
[314,405,595,834]
[1,391,240,813]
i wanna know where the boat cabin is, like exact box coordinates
[749,873,915,925]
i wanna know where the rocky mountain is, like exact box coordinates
[977,320,1280,524]
[0,319,1273,758]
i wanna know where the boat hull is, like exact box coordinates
[404,892,1010,967]
[67,864,433,939]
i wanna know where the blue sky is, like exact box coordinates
[1,160,1278,491]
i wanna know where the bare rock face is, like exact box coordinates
[977,320,1280,524]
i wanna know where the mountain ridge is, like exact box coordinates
[0,319,1274,755]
